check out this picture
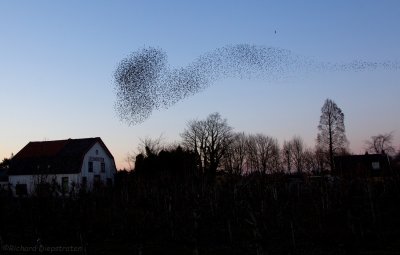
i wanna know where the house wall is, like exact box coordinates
[8,173,80,195]
[0,181,9,190]
[80,142,117,189]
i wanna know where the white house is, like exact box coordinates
[8,137,117,195]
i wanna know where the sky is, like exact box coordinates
[1,1,399,169]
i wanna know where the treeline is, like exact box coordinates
[127,110,400,177]
[130,112,322,177]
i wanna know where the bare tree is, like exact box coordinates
[181,112,233,177]
[314,146,327,173]
[125,153,134,171]
[282,136,305,174]
[303,148,319,173]
[224,132,247,175]
[365,132,396,156]
[290,136,305,173]
[138,135,165,156]
[131,135,166,173]
[246,134,280,174]
[282,140,292,173]
[181,119,207,173]
[317,98,348,171]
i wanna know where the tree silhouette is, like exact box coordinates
[365,132,396,155]
[317,98,348,171]
[0,157,11,170]
[181,112,233,178]
[283,136,305,173]
[133,144,198,180]
[223,132,247,175]
[246,133,280,174]
[303,148,319,173]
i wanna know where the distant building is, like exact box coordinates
[8,137,116,196]
[333,153,392,178]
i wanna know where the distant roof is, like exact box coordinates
[10,137,114,175]
[333,153,391,177]
[334,153,389,163]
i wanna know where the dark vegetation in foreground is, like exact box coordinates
[2,144,400,255]
[2,168,400,254]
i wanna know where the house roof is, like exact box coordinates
[333,153,391,177]
[9,137,114,175]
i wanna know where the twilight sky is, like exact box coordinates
[1,1,399,169]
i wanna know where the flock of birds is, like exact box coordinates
[114,44,399,125]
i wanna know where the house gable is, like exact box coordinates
[80,142,116,186]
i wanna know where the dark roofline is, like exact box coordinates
[14,137,114,158]
[334,153,389,160]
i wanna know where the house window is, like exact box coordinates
[101,162,105,173]
[62,177,69,192]
[88,161,93,173]
[372,162,380,170]
[16,184,28,196]
[96,149,99,155]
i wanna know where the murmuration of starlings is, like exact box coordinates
[114,44,399,125]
